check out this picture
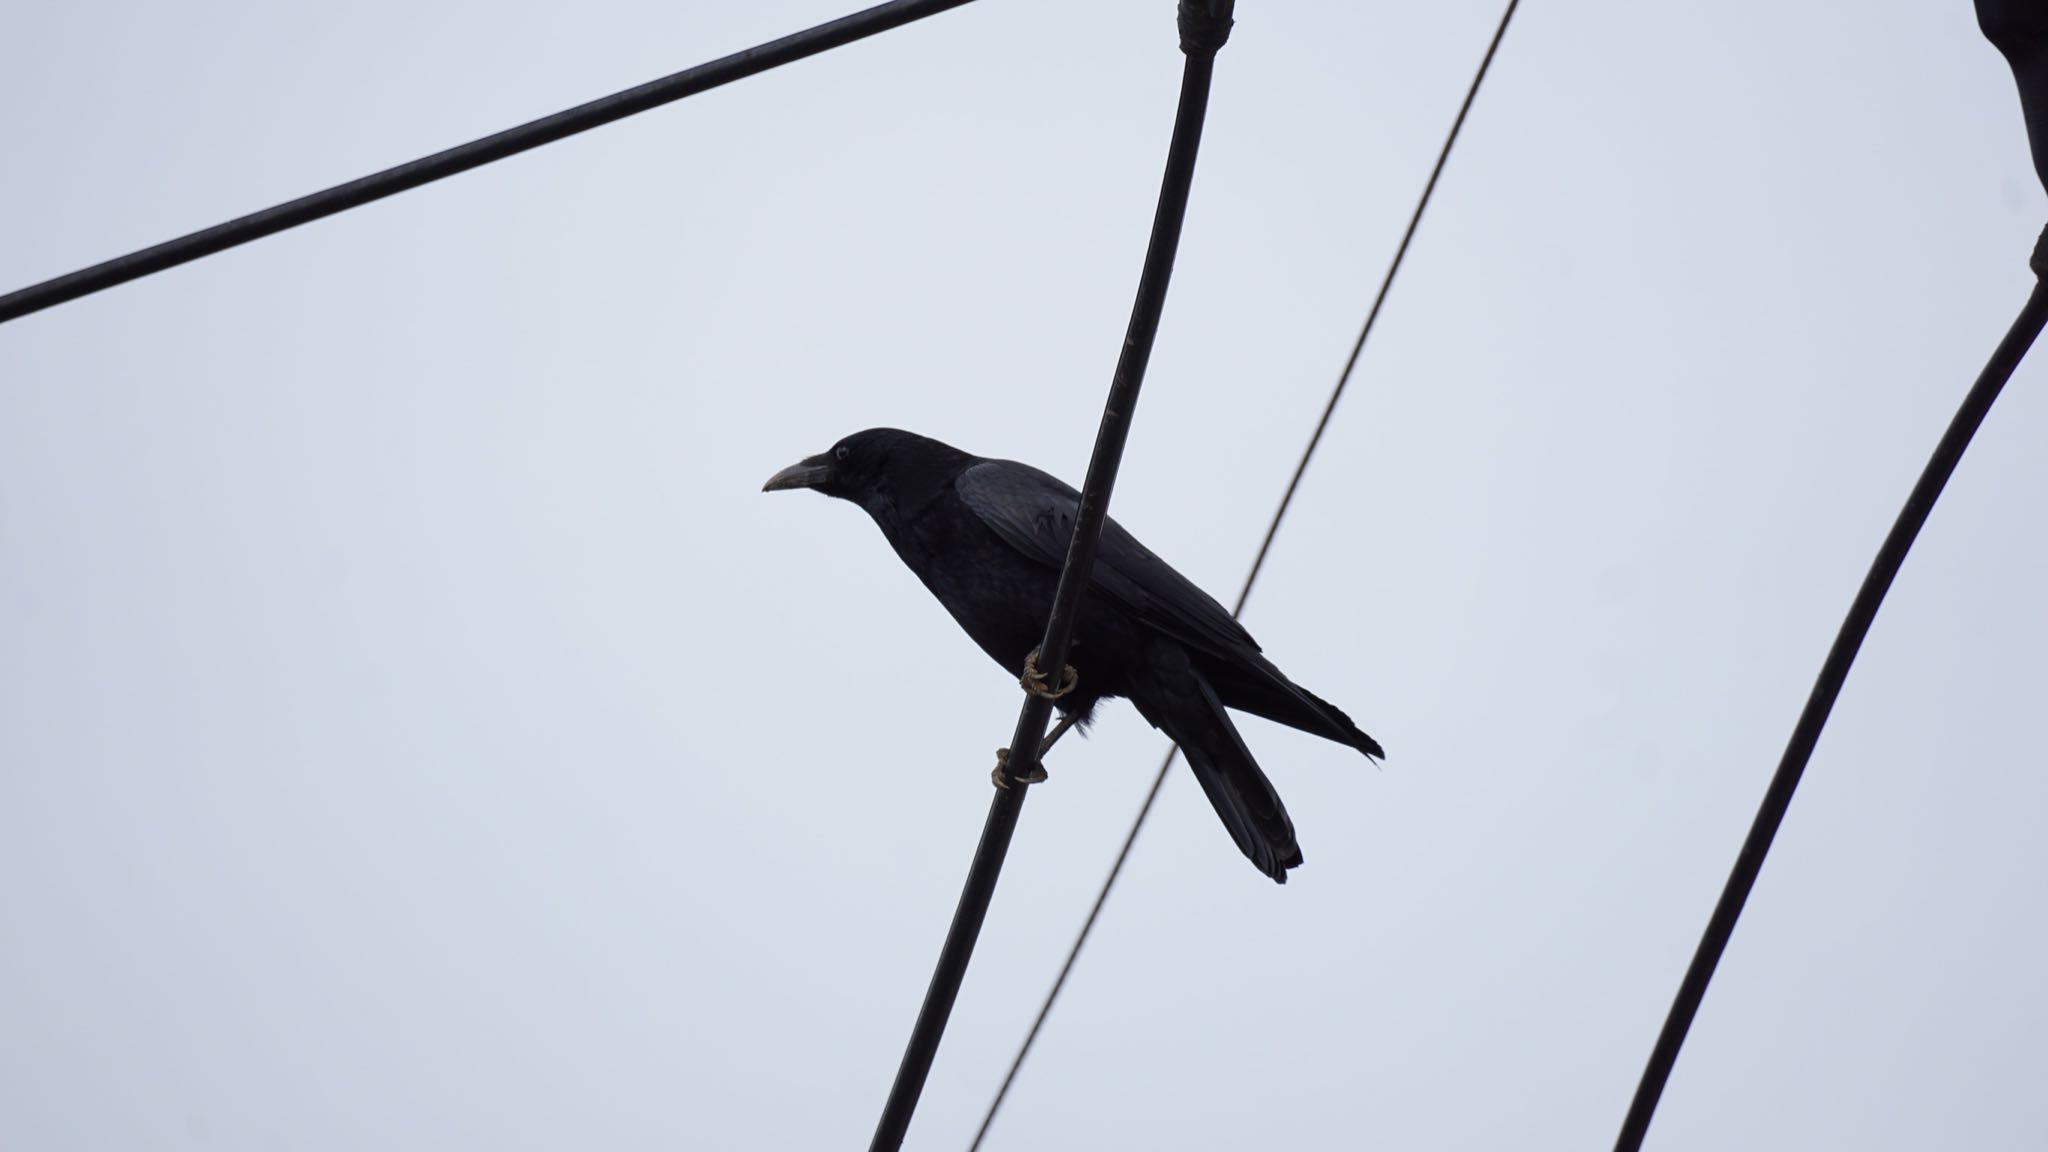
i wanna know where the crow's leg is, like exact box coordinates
[1039,710,1081,755]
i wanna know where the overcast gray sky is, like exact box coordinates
[4,2,2045,1149]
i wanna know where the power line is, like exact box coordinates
[866,3,1238,1149]
[0,0,978,326]
[1611,242,2048,1151]
[1613,4,2048,1142]
[968,2,1520,1146]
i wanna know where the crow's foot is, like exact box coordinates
[1019,647,1079,700]
[992,747,1050,789]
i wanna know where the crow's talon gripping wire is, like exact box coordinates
[991,747,1049,790]
[1019,647,1078,700]
[992,714,1084,789]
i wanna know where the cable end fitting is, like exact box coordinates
[1178,0,1235,57]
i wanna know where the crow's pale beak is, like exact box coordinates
[762,454,833,493]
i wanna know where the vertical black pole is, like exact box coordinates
[865,5,1236,1150]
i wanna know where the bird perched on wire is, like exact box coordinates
[763,428,1383,883]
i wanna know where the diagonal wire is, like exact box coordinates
[968,3,1520,1146]
[1611,242,2048,1151]
[1612,8,2048,1138]
[0,0,978,325]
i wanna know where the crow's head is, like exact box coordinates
[762,428,973,517]
[761,427,901,501]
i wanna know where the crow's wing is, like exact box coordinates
[954,459,1259,660]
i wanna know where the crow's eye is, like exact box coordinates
[834,445,851,462]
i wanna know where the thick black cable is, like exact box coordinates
[865,4,1235,1150]
[968,3,1520,1146]
[0,0,977,326]
[1616,5,2048,1140]
[1612,237,2048,1151]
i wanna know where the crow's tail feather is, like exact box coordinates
[1131,653,1302,884]
[1210,658,1385,762]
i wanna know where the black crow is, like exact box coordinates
[764,428,1382,883]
